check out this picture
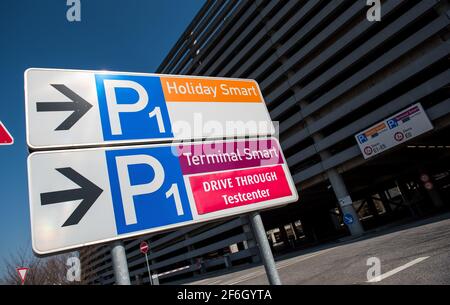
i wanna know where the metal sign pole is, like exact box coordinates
[144,253,153,285]
[111,240,131,285]
[249,211,282,285]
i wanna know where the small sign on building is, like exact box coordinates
[355,103,433,159]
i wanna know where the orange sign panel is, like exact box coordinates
[160,77,263,103]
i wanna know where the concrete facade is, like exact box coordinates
[81,0,450,285]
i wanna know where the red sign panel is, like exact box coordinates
[0,121,13,145]
[140,241,149,254]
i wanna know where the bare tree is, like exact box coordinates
[1,246,81,285]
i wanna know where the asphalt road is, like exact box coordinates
[184,212,450,285]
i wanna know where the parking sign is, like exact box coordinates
[25,68,274,149]
[27,137,298,254]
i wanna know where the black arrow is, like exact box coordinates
[36,84,93,131]
[40,167,103,227]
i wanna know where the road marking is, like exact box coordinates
[226,271,267,285]
[276,249,333,270]
[187,247,336,285]
[188,277,224,285]
[367,257,429,283]
[225,248,334,285]
[207,279,223,285]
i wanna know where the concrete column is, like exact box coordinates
[327,168,364,236]
[297,97,364,237]
[111,241,131,285]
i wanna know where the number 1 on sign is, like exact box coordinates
[149,107,165,133]
[166,183,184,216]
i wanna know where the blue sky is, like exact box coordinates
[0,0,204,274]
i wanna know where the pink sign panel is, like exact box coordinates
[189,165,293,214]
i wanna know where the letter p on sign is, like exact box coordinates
[103,80,149,135]
[115,154,165,225]
[95,74,173,141]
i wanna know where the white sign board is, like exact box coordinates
[355,103,433,159]
[28,137,298,254]
[25,68,274,149]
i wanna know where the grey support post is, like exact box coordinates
[249,212,282,285]
[327,168,364,236]
[297,98,364,237]
[111,240,131,285]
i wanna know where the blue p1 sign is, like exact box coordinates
[105,146,192,234]
[95,74,173,141]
